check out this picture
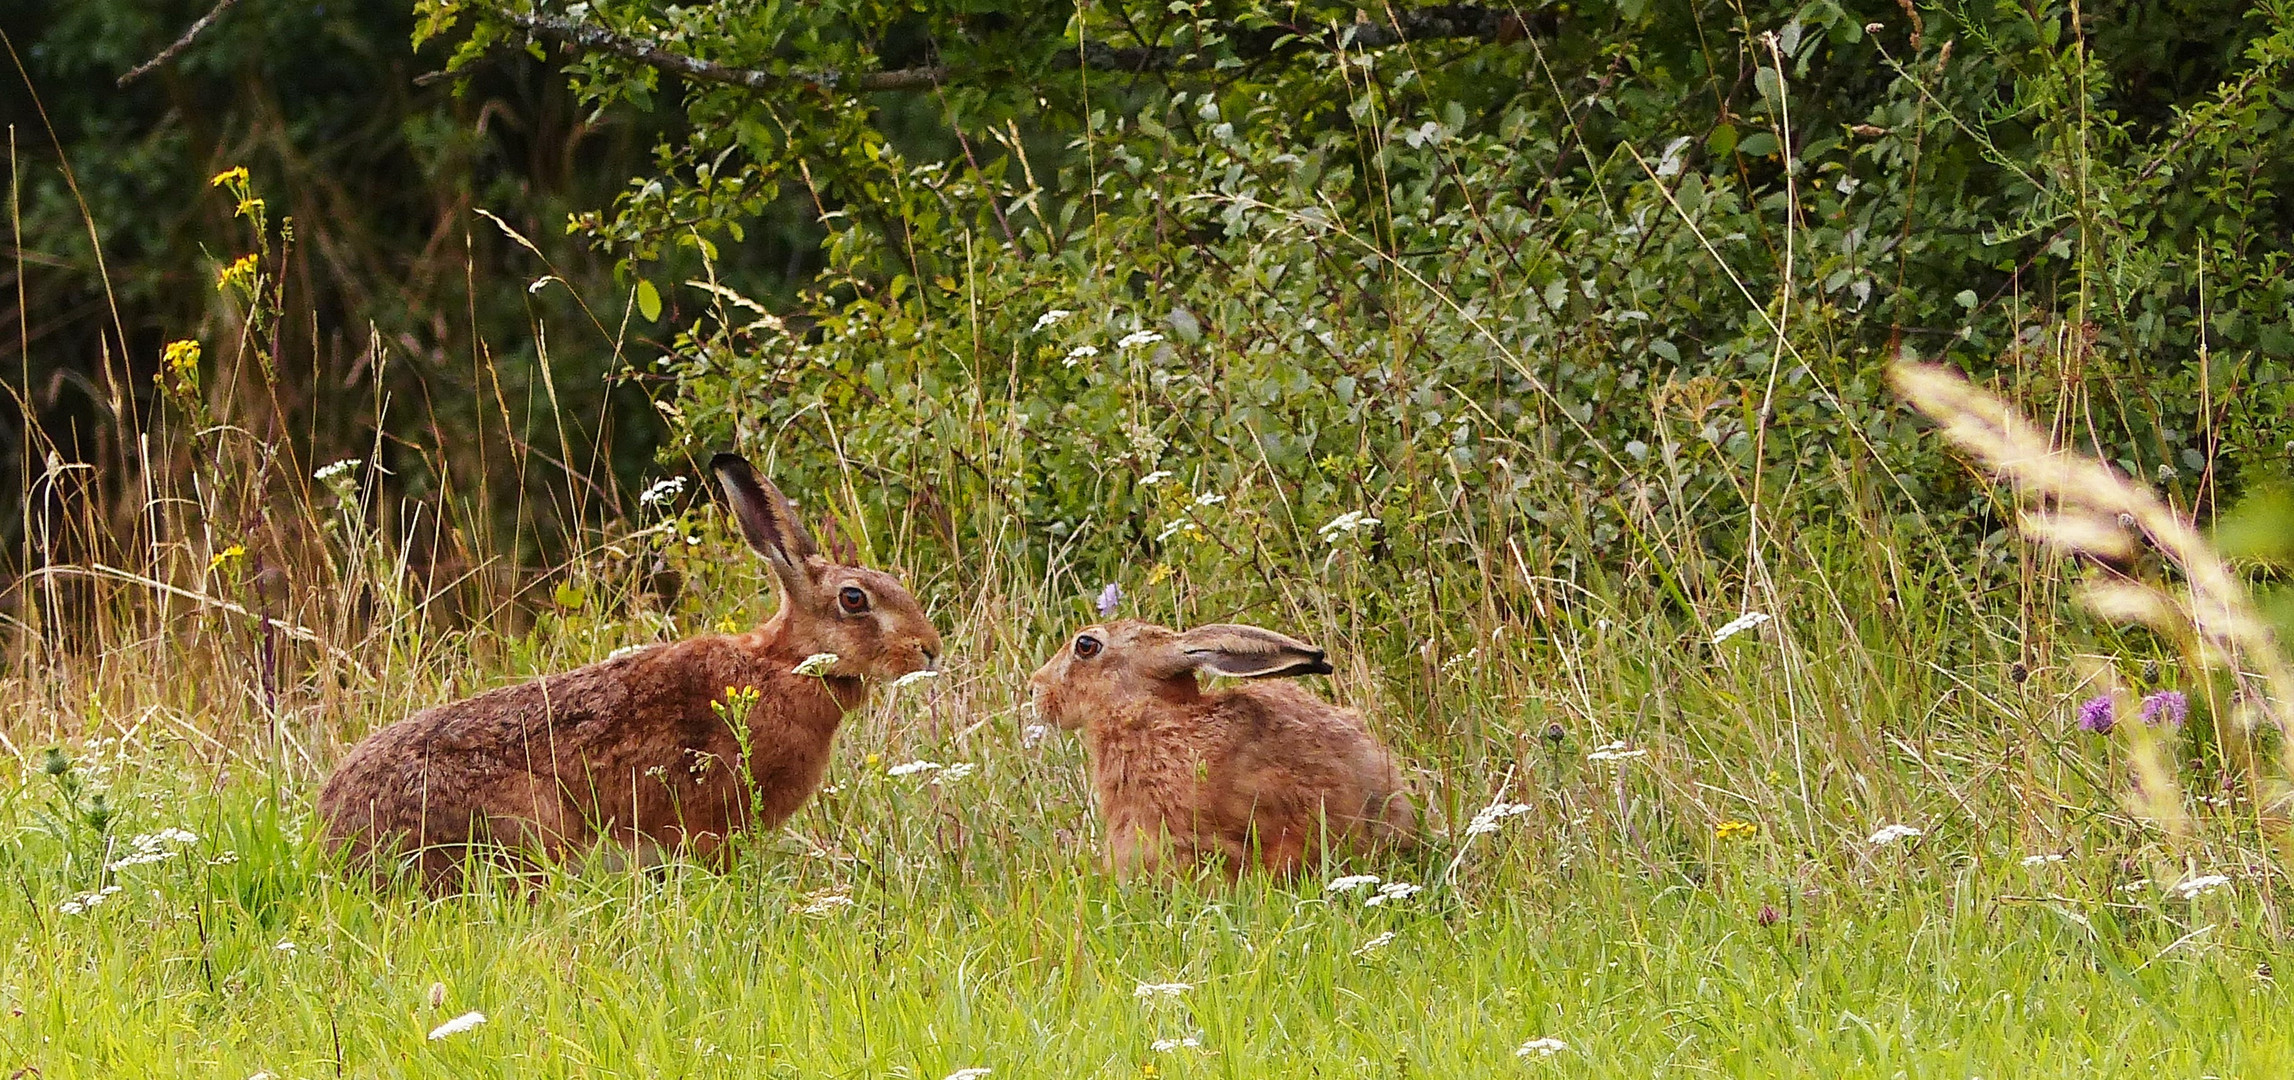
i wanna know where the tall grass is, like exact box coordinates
[4,42,2290,1079]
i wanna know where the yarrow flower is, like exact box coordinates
[800,891,856,916]
[57,885,122,916]
[1711,611,1773,644]
[1150,1035,1203,1051]
[1465,800,1533,837]
[1715,819,1758,841]
[313,459,360,484]
[1063,345,1099,367]
[892,669,940,690]
[637,476,687,508]
[1116,330,1165,350]
[2021,853,2066,866]
[427,1011,487,1040]
[107,828,200,871]
[1134,982,1192,999]
[1327,874,1382,893]
[1867,824,1923,845]
[1031,308,1073,333]
[1317,510,1383,544]
[932,762,976,785]
[1139,470,1174,486]
[1363,882,1422,907]
[1353,931,1397,956]
[2140,690,2189,727]
[1515,1037,1569,1058]
[2168,874,2232,900]
[887,760,943,777]
[944,1070,992,1080]
[1586,741,1648,763]
[792,652,840,677]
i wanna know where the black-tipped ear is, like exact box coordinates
[1175,623,1333,678]
[710,453,821,566]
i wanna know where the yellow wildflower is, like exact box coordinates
[1716,820,1758,841]
[207,544,247,571]
[159,339,201,393]
[217,253,258,295]
[1146,564,1174,585]
[209,166,248,188]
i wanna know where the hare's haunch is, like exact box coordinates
[318,454,941,891]
[1030,619,1413,878]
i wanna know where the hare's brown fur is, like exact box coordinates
[1031,620,1412,878]
[318,455,940,891]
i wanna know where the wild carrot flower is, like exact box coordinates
[1515,1037,1568,1058]
[792,653,839,677]
[1116,330,1164,350]
[1327,874,1381,893]
[1363,882,1422,906]
[2169,874,2231,900]
[426,1010,486,1040]
[1711,611,1772,644]
[1867,824,1922,845]
[1031,309,1073,332]
[887,760,943,777]
[2140,690,2188,727]
[2076,695,2115,733]
[931,762,976,785]
[892,669,939,689]
[1465,800,1532,836]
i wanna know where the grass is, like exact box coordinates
[3,507,2289,1078]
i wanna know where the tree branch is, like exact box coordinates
[494,4,1554,94]
[119,0,244,87]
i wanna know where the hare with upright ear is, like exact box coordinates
[1029,620,1413,879]
[318,453,942,891]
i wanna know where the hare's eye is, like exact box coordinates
[838,586,870,614]
[1074,634,1103,659]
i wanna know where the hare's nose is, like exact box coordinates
[920,648,940,672]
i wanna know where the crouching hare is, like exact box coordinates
[318,454,941,890]
[1029,620,1413,878]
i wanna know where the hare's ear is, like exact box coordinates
[711,453,822,589]
[1171,623,1333,678]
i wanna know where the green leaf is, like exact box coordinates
[637,279,663,322]
[1737,131,1779,158]
[1707,124,1738,157]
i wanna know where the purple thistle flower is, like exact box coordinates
[1095,582,1122,618]
[2140,690,2189,727]
[2076,695,2116,734]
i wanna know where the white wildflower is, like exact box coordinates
[426,1010,487,1040]
[792,652,840,677]
[1150,1035,1203,1051]
[1586,741,1648,762]
[932,762,977,785]
[58,885,121,915]
[1116,330,1165,350]
[637,476,687,507]
[944,1070,993,1080]
[1516,1037,1569,1058]
[249,1072,275,1080]
[1139,470,1174,486]
[1327,874,1381,893]
[2169,874,2232,900]
[2021,853,2066,867]
[892,669,940,690]
[207,851,240,866]
[801,892,857,916]
[274,940,297,954]
[1317,510,1382,543]
[1134,982,1192,999]
[1711,611,1773,644]
[1466,800,1533,837]
[1191,492,1226,508]
[312,458,360,483]
[1031,308,1074,333]
[1021,723,1050,749]
[887,760,943,777]
[1364,882,1422,907]
[1353,931,1397,956]
[1063,344,1099,367]
[1867,824,1923,845]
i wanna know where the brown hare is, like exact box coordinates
[1029,619,1413,879]
[318,453,941,890]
